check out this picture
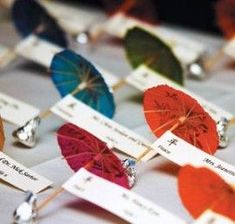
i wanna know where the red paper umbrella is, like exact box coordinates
[215,0,235,39]
[178,165,235,221]
[143,85,219,154]
[57,123,130,189]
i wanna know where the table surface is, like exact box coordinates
[1,6,235,224]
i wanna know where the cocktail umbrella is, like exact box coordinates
[143,85,219,155]
[57,123,130,188]
[36,123,130,211]
[11,0,67,48]
[12,50,115,147]
[0,117,5,150]
[51,50,115,118]
[112,27,184,90]
[178,165,235,221]
[124,27,184,85]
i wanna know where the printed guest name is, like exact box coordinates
[0,157,38,181]
[203,158,235,177]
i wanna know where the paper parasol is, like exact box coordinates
[143,85,219,154]
[11,0,67,47]
[124,27,184,85]
[0,117,5,150]
[57,123,130,189]
[178,165,235,221]
[51,50,115,118]
[215,0,235,40]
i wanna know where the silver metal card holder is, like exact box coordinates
[13,191,37,224]
[122,158,137,188]
[217,117,229,149]
[12,116,41,148]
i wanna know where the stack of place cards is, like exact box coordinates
[15,35,119,87]
[104,12,205,65]
[194,211,234,224]
[0,151,52,193]
[152,131,235,185]
[51,95,152,161]
[63,168,187,224]
[126,65,233,122]
[0,92,39,126]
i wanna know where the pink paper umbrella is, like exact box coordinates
[57,123,130,189]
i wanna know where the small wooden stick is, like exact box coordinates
[39,109,52,119]
[37,187,64,211]
[228,117,235,127]
[204,48,224,72]
[112,79,127,91]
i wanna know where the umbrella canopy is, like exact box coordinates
[50,50,115,118]
[178,165,235,221]
[215,0,235,39]
[124,27,184,85]
[57,123,130,189]
[143,85,219,154]
[0,117,5,150]
[11,0,67,47]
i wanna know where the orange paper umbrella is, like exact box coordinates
[143,85,219,154]
[0,117,5,150]
[178,165,235,221]
[215,0,235,39]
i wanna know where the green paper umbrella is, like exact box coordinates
[124,27,184,85]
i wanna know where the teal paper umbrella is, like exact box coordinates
[51,50,115,118]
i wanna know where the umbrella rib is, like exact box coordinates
[56,55,81,74]
[153,118,176,133]
[50,69,77,77]
[185,102,197,119]
[54,79,78,88]
[57,133,91,143]
[63,151,95,160]
[86,75,100,87]
[144,109,172,114]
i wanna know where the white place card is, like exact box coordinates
[51,95,152,160]
[63,168,187,224]
[0,92,39,126]
[152,131,235,185]
[126,65,233,122]
[16,35,62,68]
[15,35,120,87]
[104,13,205,64]
[194,211,234,224]
[0,152,52,193]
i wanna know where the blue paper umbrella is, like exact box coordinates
[50,50,115,118]
[11,0,67,47]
